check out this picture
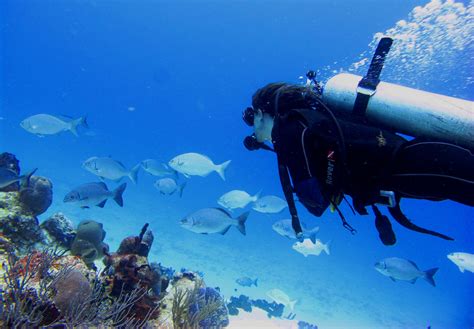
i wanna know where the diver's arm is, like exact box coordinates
[291,121,331,217]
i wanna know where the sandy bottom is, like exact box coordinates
[228,309,299,329]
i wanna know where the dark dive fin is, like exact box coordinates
[97,200,107,208]
[388,204,453,241]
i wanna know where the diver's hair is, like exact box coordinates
[252,82,318,117]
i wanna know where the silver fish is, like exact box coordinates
[180,208,249,235]
[154,178,186,197]
[0,168,37,189]
[447,252,474,273]
[292,238,330,257]
[82,157,140,184]
[168,152,231,180]
[64,182,127,208]
[236,276,258,287]
[141,159,178,178]
[272,219,319,243]
[374,257,438,286]
[266,289,297,312]
[252,195,288,214]
[20,114,88,137]
[217,190,260,210]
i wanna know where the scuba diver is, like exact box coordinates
[242,37,474,246]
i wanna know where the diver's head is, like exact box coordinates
[242,82,320,149]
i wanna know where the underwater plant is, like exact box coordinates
[171,281,226,329]
[0,247,159,328]
[0,248,66,327]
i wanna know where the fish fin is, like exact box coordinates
[323,240,331,255]
[409,278,417,284]
[97,182,108,190]
[252,189,262,202]
[458,266,465,273]
[200,233,208,235]
[96,200,107,208]
[178,182,186,198]
[129,164,140,184]
[236,211,250,236]
[390,277,397,282]
[113,183,127,207]
[81,206,90,209]
[173,169,179,180]
[216,160,231,181]
[20,168,38,187]
[220,225,232,235]
[254,278,258,287]
[81,115,89,129]
[288,300,297,312]
[407,260,420,270]
[424,268,438,287]
[69,116,87,137]
[213,207,232,217]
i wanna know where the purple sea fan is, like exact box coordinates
[52,269,92,315]
[188,287,229,328]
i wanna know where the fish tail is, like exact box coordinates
[235,211,250,236]
[112,183,127,207]
[289,299,297,311]
[254,278,258,287]
[424,267,439,287]
[172,169,179,180]
[252,189,262,202]
[216,160,231,181]
[129,164,141,184]
[323,240,331,255]
[178,182,187,198]
[20,168,38,187]
[70,116,88,136]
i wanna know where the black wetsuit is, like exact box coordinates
[272,107,474,221]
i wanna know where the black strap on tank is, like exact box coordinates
[353,37,393,118]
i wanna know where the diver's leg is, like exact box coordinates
[389,141,474,206]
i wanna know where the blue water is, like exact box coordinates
[1,0,473,328]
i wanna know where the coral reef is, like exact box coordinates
[70,220,109,267]
[298,320,319,329]
[189,286,229,327]
[0,152,20,192]
[51,268,92,315]
[0,248,157,327]
[226,294,284,318]
[19,175,53,216]
[40,212,76,249]
[102,223,161,322]
[156,272,229,328]
[0,192,45,251]
[0,154,231,328]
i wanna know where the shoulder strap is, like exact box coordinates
[277,150,303,236]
